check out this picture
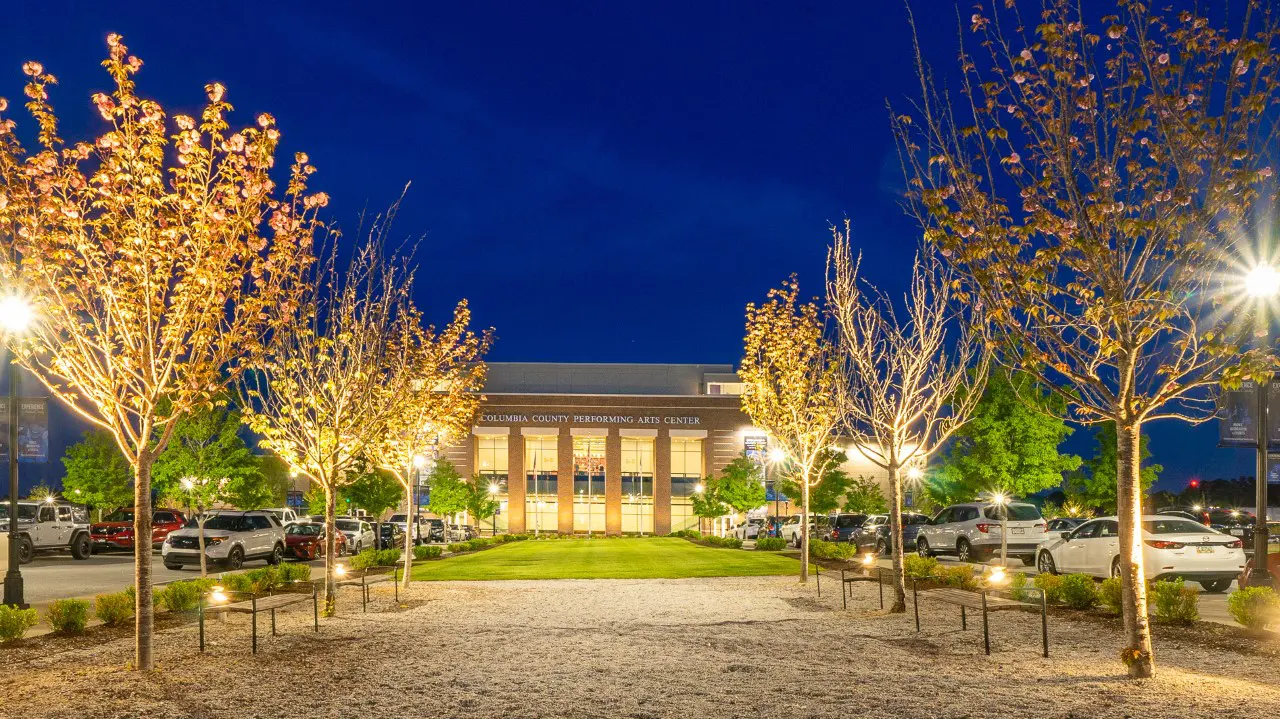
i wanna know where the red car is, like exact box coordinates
[284,522,347,560]
[91,508,188,552]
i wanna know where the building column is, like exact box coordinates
[605,429,622,535]
[557,431,574,534]
[507,429,525,534]
[654,429,672,535]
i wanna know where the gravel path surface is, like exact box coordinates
[2,576,1279,719]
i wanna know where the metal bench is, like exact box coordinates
[911,576,1048,657]
[336,563,402,612]
[840,567,889,610]
[199,582,319,654]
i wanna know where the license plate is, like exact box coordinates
[1230,529,1245,536]
[1197,546,1214,554]
[1012,528,1025,535]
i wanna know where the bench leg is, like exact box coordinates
[961,605,967,631]
[394,567,399,603]
[816,567,821,597]
[313,586,319,633]
[362,578,368,613]
[271,607,277,636]
[1041,592,1049,658]
[841,571,847,610]
[912,578,920,632]
[198,598,205,652]
[981,592,990,656]
[252,609,258,655]
[878,573,883,610]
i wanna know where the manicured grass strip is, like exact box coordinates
[411,537,798,581]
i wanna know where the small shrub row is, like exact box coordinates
[95,591,134,627]
[495,533,532,543]
[446,537,498,554]
[935,565,979,591]
[668,529,703,539]
[1150,578,1199,625]
[1034,574,1064,604]
[350,548,403,570]
[702,535,744,549]
[0,605,39,642]
[808,539,858,561]
[1058,574,1099,610]
[47,599,91,634]
[903,555,938,579]
[1229,586,1280,630]
[1100,577,1123,614]
[754,537,787,551]
[413,545,443,561]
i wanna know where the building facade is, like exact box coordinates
[441,362,772,535]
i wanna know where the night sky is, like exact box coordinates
[1,1,1254,492]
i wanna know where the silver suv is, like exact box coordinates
[0,500,92,564]
[162,510,286,570]
[916,502,1046,565]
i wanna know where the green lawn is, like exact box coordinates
[410,537,799,581]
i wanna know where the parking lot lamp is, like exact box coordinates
[991,492,1010,566]
[2,291,34,608]
[1244,263,1280,587]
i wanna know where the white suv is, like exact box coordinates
[387,513,427,544]
[162,510,286,570]
[916,502,1047,565]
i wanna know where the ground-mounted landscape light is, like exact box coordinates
[335,563,347,578]
[985,565,1007,587]
[210,585,228,604]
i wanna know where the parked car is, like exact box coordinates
[0,500,93,564]
[388,513,430,544]
[916,501,1047,564]
[90,508,187,552]
[447,524,478,541]
[1221,520,1280,554]
[1044,517,1087,535]
[425,518,446,543]
[379,523,406,550]
[1035,515,1245,592]
[825,513,869,543]
[263,507,303,527]
[162,510,286,570]
[1154,507,1209,525]
[780,514,830,547]
[855,513,931,555]
[731,518,765,540]
[284,522,346,560]
[336,518,376,554]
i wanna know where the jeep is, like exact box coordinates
[0,500,93,564]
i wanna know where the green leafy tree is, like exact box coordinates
[152,404,264,508]
[690,480,728,527]
[304,486,327,516]
[343,460,403,518]
[466,477,502,535]
[426,460,470,521]
[777,448,851,515]
[257,454,295,508]
[920,467,971,510]
[939,372,1082,498]
[844,476,888,514]
[61,430,133,521]
[1068,423,1162,514]
[716,454,766,517]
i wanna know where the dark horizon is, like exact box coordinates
[1,0,1255,495]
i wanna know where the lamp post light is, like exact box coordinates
[991,491,1010,567]
[768,448,786,536]
[1245,263,1280,587]
[2,291,34,608]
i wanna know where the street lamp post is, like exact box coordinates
[1,292,34,608]
[488,482,499,537]
[1245,264,1280,587]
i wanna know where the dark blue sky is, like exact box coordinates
[2,1,1254,491]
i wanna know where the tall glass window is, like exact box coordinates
[573,436,606,533]
[475,436,508,533]
[524,436,558,535]
[621,438,654,534]
[670,438,702,532]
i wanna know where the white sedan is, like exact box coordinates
[732,518,765,540]
[1035,515,1245,593]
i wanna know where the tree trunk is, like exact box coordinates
[401,481,414,590]
[133,452,155,671]
[799,476,810,582]
[887,464,906,613]
[197,506,207,578]
[1117,419,1154,678]
[323,484,337,616]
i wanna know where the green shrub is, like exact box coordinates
[465,538,493,552]
[0,605,38,642]
[242,567,282,593]
[47,598,90,634]
[808,539,855,559]
[1059,574,1100,610]
[1033,574,1064,604]
[1100,577,1123,614]
[935,565,979,591]
[157,580,202,612]
[668,529,703,539]
[278,563,312,583]
[1228,586,1280,630]
[220,572,255,594]
[447,542,469,553]
[703,535,744,549]
[1009,571,1030,601]
[94,591,134,627]
[1150,579,1199,625]
[755,537,786,551]
[903,554,938,579]
[413,545,443,560]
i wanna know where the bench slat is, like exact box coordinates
[212,593,312,613]
[920,588,1030,610]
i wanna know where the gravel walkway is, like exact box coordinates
[2,577,1279,719]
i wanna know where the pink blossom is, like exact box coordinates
[127,56,143,72]
[257,113,275,127]
[175,115,195,131]
[1158,53,1169,65]
[1013,73,1027,84]
[1236,61,1249,76]
[207,82,226,102]
[107,33,121,47]
[22,61,43,77]
[1008,152,1020,164]
[1020,49,1032,61]
[0,97,7,112]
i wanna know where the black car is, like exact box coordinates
[1045,517,1086,533]
[425,518,446,542]
[855,513,931,554]
[378,523,406,550]
[825,513,869,543]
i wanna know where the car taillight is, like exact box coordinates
[1034,523,1047,533]
[975,523,991,533]
[1144,540,1185,549]
[1227,540,1243,548]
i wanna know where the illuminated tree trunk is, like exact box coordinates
[799,475,810,582]
[324,484,338,615]
[1117,418,1154,678]
[197,506,208,578]
[887,463,906,613]
[133,453,155,671]
[401,473,414,590]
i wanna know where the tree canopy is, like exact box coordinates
[342,459,403,518]
[843,475,888,514]
[1067,423,1163,514]
[776,448,852,515]
[426,460,470,519]
[60,430,133,519]
[152,404,266,510]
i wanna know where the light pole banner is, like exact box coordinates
[1217,381,1280,448]
[0,397,50,463]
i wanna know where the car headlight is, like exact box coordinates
[205,537,226,546]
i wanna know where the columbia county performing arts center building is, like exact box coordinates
[438,363,749,535]
[436,362,886,536]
